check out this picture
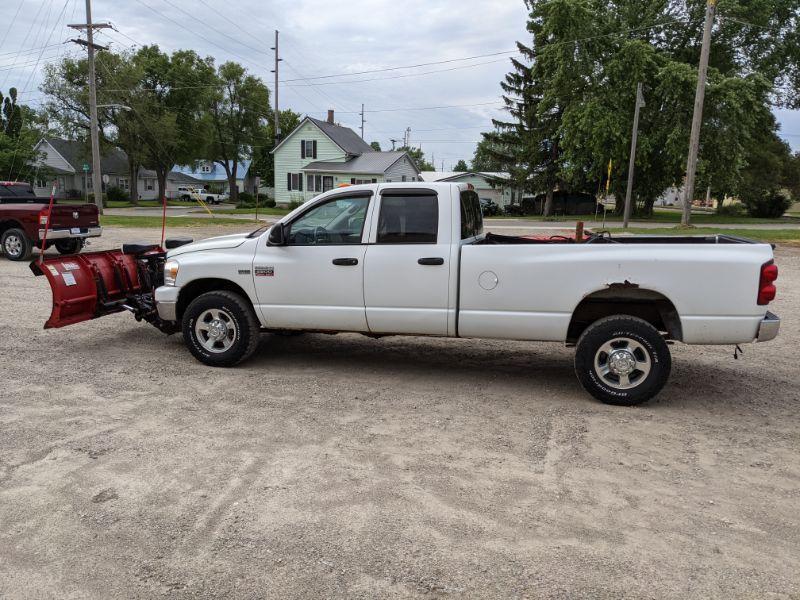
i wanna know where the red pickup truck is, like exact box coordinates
[0,181,101,261]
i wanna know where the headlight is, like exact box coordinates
[164,260,180,286]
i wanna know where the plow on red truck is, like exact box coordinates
[29,182,781,406]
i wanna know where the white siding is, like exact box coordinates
[385,155,419,182]
[36,140,76,174]
[273,119,348,205]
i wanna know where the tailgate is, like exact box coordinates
[48,204,99,229]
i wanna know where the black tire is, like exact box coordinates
[181,194,191,201]
[574,315,671,406]
[182,290,261,367]
[55,238,84,255]
[206,196,215,204]
[2,228,32,261]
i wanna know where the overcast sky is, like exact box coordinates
[2,0,798,171]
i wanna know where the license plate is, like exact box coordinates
[70,227,82,234]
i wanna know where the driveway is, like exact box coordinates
[1,225,798,598]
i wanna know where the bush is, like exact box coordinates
[106,186,129,203]
[87,192,107,205]
[741,189,792,218]
[716,202,746,217]
[65,188,82,199]
[263,198,276,208]
[503,204,525,216]
[236,191,255,208]
[288,199,302,210]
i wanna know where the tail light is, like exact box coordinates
[757,261,778,305]
[38,208,50,225]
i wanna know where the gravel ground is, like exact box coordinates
[1,226,798,599]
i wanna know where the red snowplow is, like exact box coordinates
[30,239,191,332]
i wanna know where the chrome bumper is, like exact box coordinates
[155,285,180,321]
[39,226,102,240]
[756,311,780,342]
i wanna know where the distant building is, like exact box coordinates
[272,110,420,205]
[419,171,519,207]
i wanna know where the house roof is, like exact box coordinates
[43,137,129,174]
[419,171,510,183]
[272,116,375,156]
[303,151,418,175]
[172,160,251,182]
[306,116,374,155]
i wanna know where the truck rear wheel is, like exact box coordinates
[2,228,32,261]
[55,239,84,255]
[182,290,261,367]
[574,315,671,406]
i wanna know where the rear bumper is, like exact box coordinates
[155,285,180,321]
[756,311,780,342]
[39,226,102,240]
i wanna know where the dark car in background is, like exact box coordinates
[0,182,101,261]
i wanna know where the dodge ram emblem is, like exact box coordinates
[73,211,79,219]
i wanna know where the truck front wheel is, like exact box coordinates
[2,228,32,261]
[182,291,261,367]
[574,315,671,406]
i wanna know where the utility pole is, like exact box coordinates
[390,139,398,150]
[359,103,365,139]
[623,82,645,229]
[681,0,717,226]
[270,30,281,143]
[68,0,110,214]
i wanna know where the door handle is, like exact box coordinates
[332,257,358,266]
[418,257,444,266]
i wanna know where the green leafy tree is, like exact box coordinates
[206,61,271,202]
[370,141,381,151]
[399,146,434,171]
[453,159,468,171]
[250,108,301,188]
[0,88,43,180]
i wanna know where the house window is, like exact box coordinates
[200,163,212,173]
[57,177,65,190]
[118,177,130,191]
[35,177,47,188]
[322,176,333,192]
[401,175,407,182]
[301,139,317,159]
[307,174,324,192]
[145,179,155,191]
[350,178,378,185]
[287,172,303,191]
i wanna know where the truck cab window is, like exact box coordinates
[287,195,370,245]
[460,190,484,239]
[377,194,438,244]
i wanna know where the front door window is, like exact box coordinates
[287,195,369,245]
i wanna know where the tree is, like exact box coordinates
[250,108,301,188]
[471,137,506,172]
[370,141,381,151]
[453,159,468,171]
[0,88,42,181]
[399,146,434,171]
[485,0,800,217]
[206,61,271,203]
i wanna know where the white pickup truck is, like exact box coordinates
[152,182,780,405]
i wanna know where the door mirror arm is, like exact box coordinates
[267,223,288,246]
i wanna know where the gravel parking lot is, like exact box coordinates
[1,225,798,599]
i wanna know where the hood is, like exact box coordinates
[167,232,249,257]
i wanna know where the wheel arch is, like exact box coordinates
[0,219,26,237]
[176,278,255,323]
[567,284,682,344]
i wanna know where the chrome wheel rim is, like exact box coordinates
[195,308,237,353]
[4,234,22,257]
[594,337,651,390]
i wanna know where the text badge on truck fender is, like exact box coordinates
[30,250,147,328]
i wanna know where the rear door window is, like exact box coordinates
[376,193,438,244]
[460,189,484,239]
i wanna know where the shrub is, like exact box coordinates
[288,199,302,210]
[503,204,525,216]
[236,191,255,208]
[716,202,746,217]
[263,198,276,208]
[65,188,82,199]
[86,192,107,205]
[106,186,129,203]
[741,189,792,218]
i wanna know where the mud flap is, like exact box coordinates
[30,250,150,329]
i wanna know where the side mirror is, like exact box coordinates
[267,223,287,246]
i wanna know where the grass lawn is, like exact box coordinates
[105,200,191,208]
[488,208,798,225]
[199,207,289,216]
[605,227,800,243]
[101,215,263,228]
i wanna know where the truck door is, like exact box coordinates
[252,190,373,331]
[363,188,452,335]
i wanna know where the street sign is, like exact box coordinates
[82,163,89,172]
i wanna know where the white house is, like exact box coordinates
[272,110,421,205]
